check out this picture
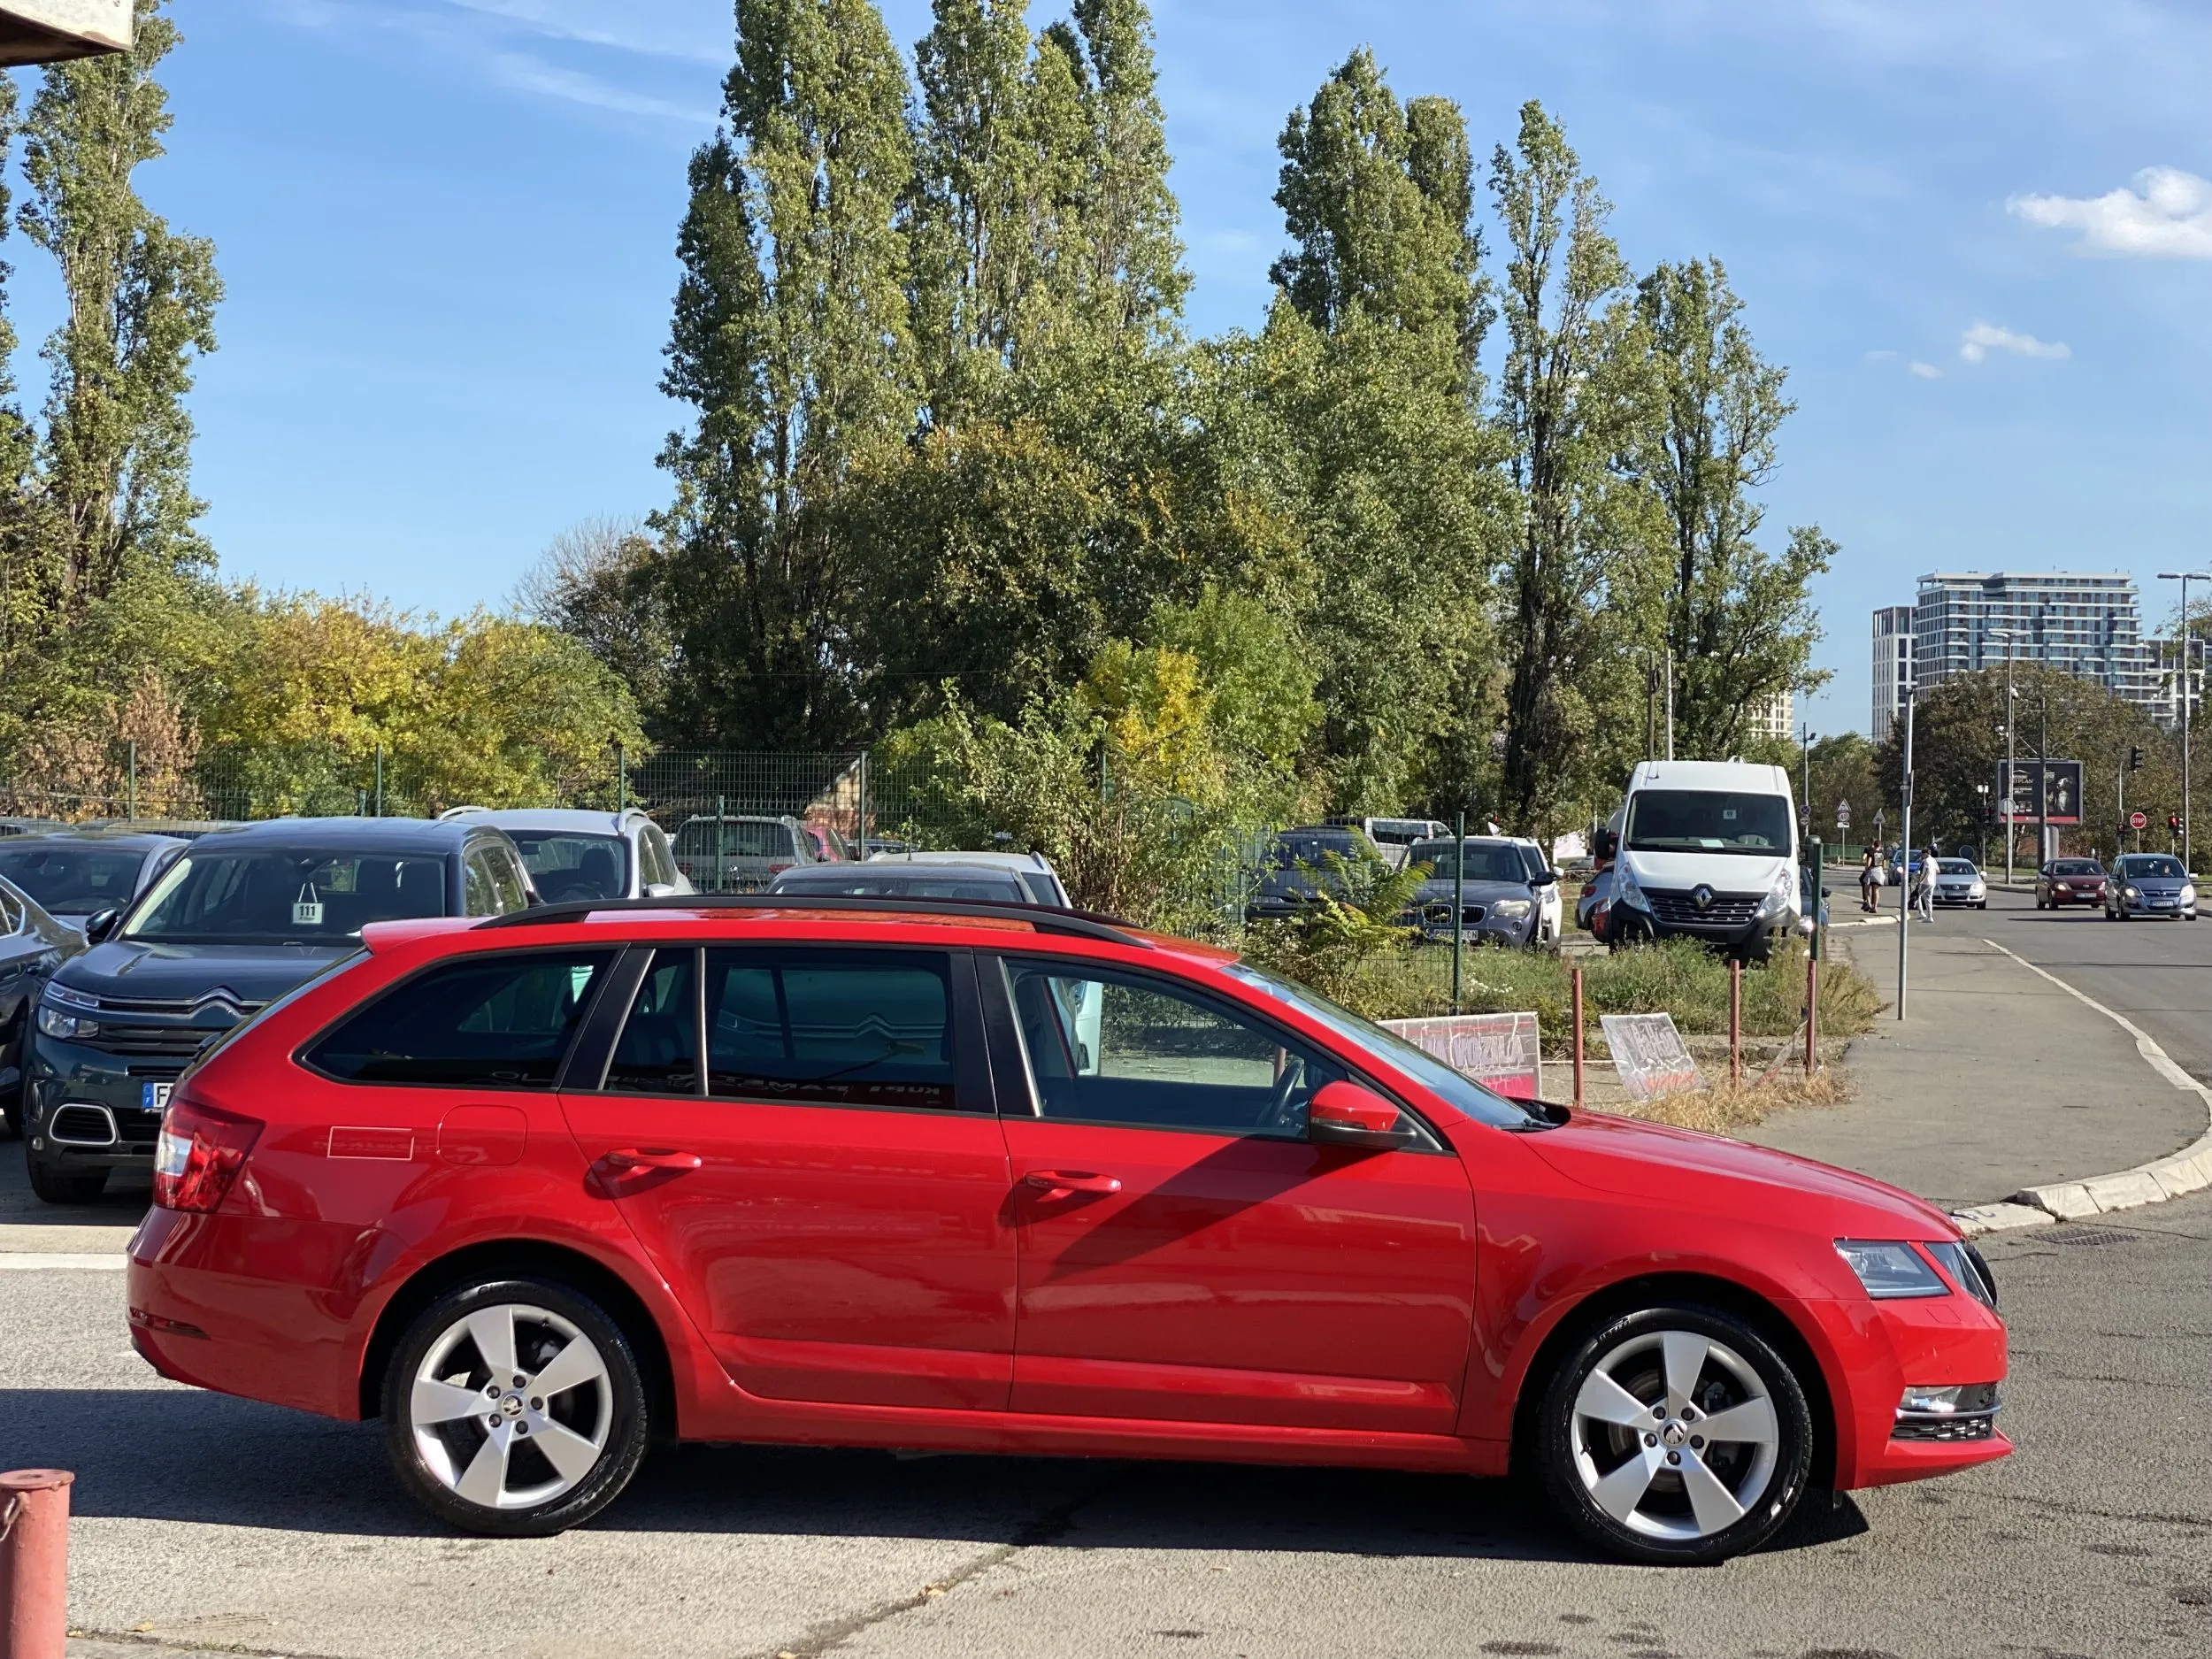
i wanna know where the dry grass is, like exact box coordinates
[1601,1064,1856,1135]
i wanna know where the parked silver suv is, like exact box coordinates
[438,808,689,902]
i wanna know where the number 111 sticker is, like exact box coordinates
[293,883,325,927]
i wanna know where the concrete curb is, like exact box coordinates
[1950,938,2212,1235]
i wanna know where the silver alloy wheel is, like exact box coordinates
[409,1302,613,1510]
[1570,1329,1781,1541]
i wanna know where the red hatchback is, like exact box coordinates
[127,897,2008,1564]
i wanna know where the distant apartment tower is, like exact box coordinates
[2145,634,2208,732]
[1746,687,1793,743]
[1912,572,2154,709]
[1871,605,1913,739]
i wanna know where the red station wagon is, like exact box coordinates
[127,897,2009,1564]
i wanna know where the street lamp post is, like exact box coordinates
[2157,573,2210,877]
[1991,628,2023,885]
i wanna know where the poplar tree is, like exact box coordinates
[1632,258,1830,757]
[657,0,917,745]
[1490,102,1649,831]
[1068,0,1186,341]
[14,0,219,623]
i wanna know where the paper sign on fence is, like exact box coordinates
[1599,1012,1705,1101]
[1381,1012,1541,1101]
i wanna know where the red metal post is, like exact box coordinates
[1730,958,1743,1086]
[1571,966,1586,1110]
[0,1470,73,1659]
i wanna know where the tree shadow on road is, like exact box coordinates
[3,1386,1867,1563]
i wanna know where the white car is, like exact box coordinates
[1508,837,1566,947]
[436,808,690,902]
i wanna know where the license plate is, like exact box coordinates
[142,1082,172,1112]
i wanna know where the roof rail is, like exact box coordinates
[471,892,1156,949]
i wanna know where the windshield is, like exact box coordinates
[675,818,795,857]
[506,832,629,902]
[1409,841,1530,883]
[1267,833,1360,869]
[2121,856,2186,879]
[122,848,451,944]
[1222,961,1552,1130]
[1624,790,1792,856]
[0,844,147,913]
[1938,859,1977,874]
[2051,861,2102,876]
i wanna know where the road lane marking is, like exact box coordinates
[0,1252,127,1271]
[1978,937,2212,1223]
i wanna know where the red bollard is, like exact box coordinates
[1571,966,1586,1110]
[0,1470,73,1659]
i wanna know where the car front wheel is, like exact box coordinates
[1535,1303,1815,1565]
[382,1278,651,1538]
[26,1152,107,1205]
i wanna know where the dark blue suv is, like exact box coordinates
[22,817,538,1203]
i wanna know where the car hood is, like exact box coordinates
[52,940,356,1006]
[1522,1109,1955,1238]
[1617,849,1789,890]
[2121,877,2191,893]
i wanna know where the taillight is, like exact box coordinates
[153,1098,264,1213]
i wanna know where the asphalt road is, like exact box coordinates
[0,1194,2200,1659]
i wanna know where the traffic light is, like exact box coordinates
[2171,814,2184,833]
[2130,745,2145,771]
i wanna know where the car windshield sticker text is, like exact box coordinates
[293,884,325,927]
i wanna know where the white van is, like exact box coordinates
[1603,759,1801,960]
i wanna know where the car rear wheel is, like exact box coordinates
[1535,1303,1814,1565]
[381,1278,650,1538]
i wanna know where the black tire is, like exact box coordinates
[1533,1302,1815,1566]
[27,1152,107,1205]
[380,1276,651,1538]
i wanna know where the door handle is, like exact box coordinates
[600,1148,703,1175]
[1024,1170,1122,1196]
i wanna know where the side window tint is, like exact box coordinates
[0,887,21,933]
[642,826,676,889]
[706,948,957,1110]
[1002,960,1344,1136]
[305,951,613,1088]
[463,853,497,917]
[605,948,700,1094]
[488,847,531,913]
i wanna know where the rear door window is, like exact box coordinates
[304,951,614,1089]
[704,948,966,1110]
[603,948,701,1094]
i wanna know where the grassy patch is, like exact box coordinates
[1605,1064,1856,1135]
[1293,934,1882,1053]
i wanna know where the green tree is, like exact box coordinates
[1489,101,1652,833]
[16,0,220,621]
[655,0,918,746]
[1067,0,1187,340]
[1631,259,1829,757]
[1271,50,1486,375]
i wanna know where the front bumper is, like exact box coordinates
[23,1034,178,1171]
[1609,902,1792,954]
[1801,1287,2012,1490]
[1409,904,1536,947]
[1934,888,1985,907]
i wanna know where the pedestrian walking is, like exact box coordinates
[1860,846,1882,914]
[1911,848,1935,922]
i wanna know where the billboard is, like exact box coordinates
[1997,759,2084,826]
[1382,1012,1541,1101]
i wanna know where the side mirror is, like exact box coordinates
[642,882,678,899]
[1307,1080,1417,1151]
[83,908,120,944]
[1532,868,1559,887]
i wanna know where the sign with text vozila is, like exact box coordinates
[1382,1012,1541,1101]
[1997,759,2084,826]
[1600,1013,1706,1102]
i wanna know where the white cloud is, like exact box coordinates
[2008,166,2212,259]
[1959,321,2070,365]
[488,54,715,124]
[1909,360,1943,379]
[445,1,726,65]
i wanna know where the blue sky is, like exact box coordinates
[22,0,2212,741]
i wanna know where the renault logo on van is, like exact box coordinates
[1692,884,1716,912]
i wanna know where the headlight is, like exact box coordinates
[1969,881,1985,896]
[36,998,98,1041]
[1491,898,1532,918]
[1834,1239,1948,1299]
[2184,886,2197,905]
[1924,1239,1998,1310]
[1755,864,1798,918]
[2124,886,2141,900]
[1611,863,1647,913]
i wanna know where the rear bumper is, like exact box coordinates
[1801,1292,2012,1490]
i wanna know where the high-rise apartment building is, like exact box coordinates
[1747,687,1793,743]
[1911,572,2154,708]
[1871,605,1913,739]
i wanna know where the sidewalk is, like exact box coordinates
[1746,922,2208,1210]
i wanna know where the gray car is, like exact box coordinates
[438,807,689,902]
[0,830,187,933]
[2102,852,2197,921]
[1402,836,1556,948]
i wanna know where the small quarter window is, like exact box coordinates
[305,951,614,1088]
